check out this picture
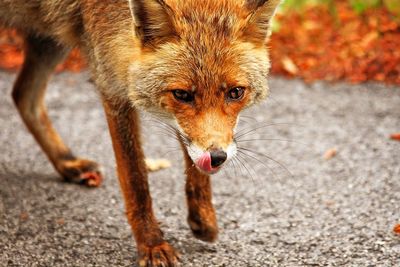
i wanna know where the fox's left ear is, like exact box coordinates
[243,0,281,44]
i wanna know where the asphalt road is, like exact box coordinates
[0,71,399,267]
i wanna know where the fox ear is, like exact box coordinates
[243,0,281,44]
[128,0,176,46]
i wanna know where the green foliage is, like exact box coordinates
[280,0,400,17]
[280,0,308,11]
[280,0,339,13]
[350,0,380,14]
[384,0,400,16]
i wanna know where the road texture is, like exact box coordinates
[0,71,399,266]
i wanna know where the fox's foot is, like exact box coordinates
[145,158,171,172]
[57,158,103,187]
[188,208,218,242]
[138,242,180,267]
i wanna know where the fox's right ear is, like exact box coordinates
[128,0,176,46]
[243,0,281,44]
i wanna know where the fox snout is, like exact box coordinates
[185,140,237,175]
[171,108,238,174]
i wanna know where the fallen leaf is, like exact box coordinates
[281,56,299,75]
[393,224,400,234]
[390,133,400,141]
[56,218,65,226]
[145,158,171,172]
[324,148,338,160]
[325,200,335,206]
[361,31,379,48]
[19,211,29,221]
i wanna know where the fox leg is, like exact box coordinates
[181,142,218,242]
[103,100,179,267]
[12,35,102,187]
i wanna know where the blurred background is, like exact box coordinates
[270,0,400,84]
[0,0,399,85]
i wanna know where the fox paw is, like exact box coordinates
[138,242,180,267]
[188,212,218,242]
[57,158,103,187]
[145,158,171,172]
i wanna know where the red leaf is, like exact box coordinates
[390,133,400,141]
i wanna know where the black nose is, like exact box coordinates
[210,150,227,168]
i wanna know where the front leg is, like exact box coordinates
[181,141,219,242]
[103,100,179,267]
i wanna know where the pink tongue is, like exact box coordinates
[196,152,212,172]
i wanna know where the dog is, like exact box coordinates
[0,0,281,266]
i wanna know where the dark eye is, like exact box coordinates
[227,87,245,101]
[172,90,194,103]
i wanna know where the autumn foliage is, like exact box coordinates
[0,28,85,73]
[0,1,399,85]
[270,1,400,84]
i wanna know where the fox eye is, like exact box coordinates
[227,87,245,101]
[172,90,194,103]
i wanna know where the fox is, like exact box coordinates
[0,0,281,266]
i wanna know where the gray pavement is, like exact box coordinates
[0,71,399,267]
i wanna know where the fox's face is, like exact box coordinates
[128,0,280,174]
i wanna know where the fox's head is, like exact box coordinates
[127,0,280,174]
